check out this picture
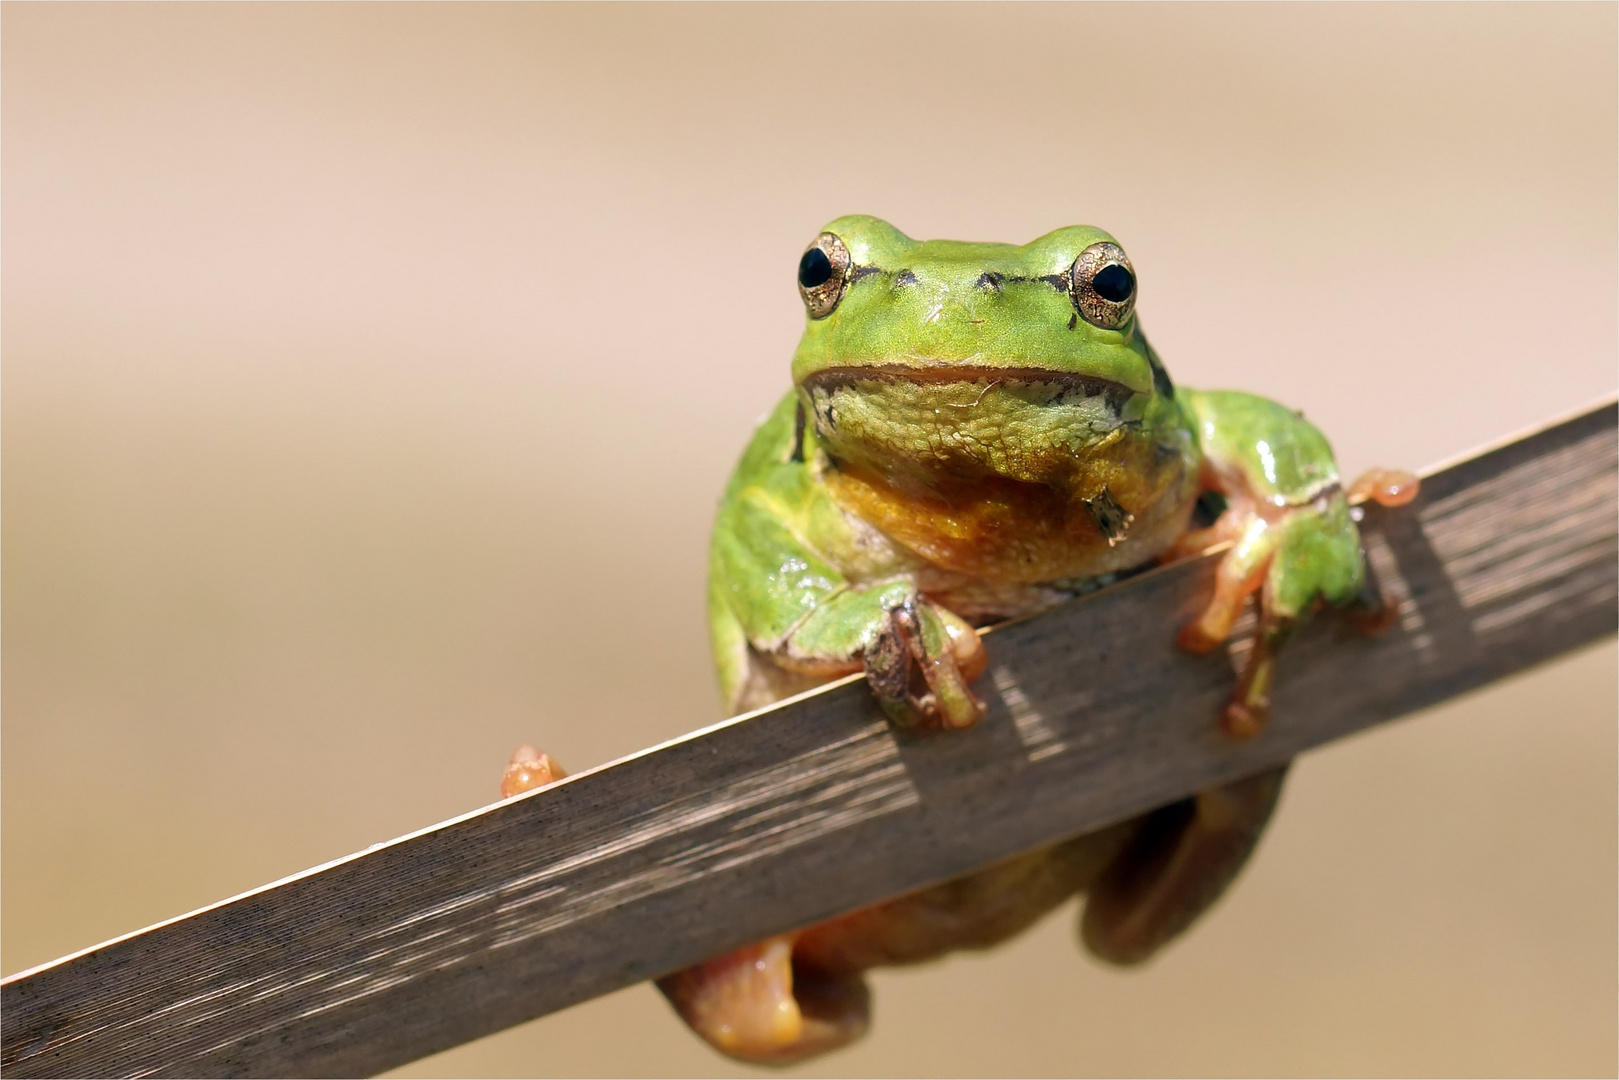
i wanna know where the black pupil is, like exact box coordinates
[1092,263,1134,303]
[798,247,833,289]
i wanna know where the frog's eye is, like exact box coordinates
[1069,242,1136,330]
[798,232,852,319]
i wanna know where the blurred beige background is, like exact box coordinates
[3,4,1615,1077]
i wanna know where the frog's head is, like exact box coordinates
[789,215,1173,489]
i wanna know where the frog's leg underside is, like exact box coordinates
[657,823,1147,1064]
[1175,390,1420,737]
[711,484,986,730]
[656,935,871,1065]
[1080,764,1288,965]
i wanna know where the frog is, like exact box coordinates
[502,216,1417,1065]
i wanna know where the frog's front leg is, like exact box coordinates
[784,581,987,730]
[712,487,986,730]
[1178,390,1418,737]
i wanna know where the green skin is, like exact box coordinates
[710,215,1364,725]
[667,216,1372,1065]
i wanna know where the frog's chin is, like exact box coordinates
[798,365,1144,492]
[798,365,1196,582]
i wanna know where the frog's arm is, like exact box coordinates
[1185,390,1340,504]
[709,393,983,727]
[1182,389,1365,608]
[1176,390,1391,736]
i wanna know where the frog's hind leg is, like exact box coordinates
[497,745,869,1064]
[656,936,870,1065]
[1080,764,1288,966]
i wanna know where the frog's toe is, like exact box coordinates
[657,936,869,1065]
[1180,518,1272,656]
[1340,532,1416,637]
[1220,610,1295,739]
[1349,466,1420,508]
[498,745,567,798]
[865,598,985,731]
[1180,489,1375,738]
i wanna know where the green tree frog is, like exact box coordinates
[504,217,1416,1064]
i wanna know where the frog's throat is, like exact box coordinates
[798,366,1196,582]
[798,366,1143,491]
[819,434,1198,583]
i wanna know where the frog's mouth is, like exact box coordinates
[798,365,1141,488]
[800,365,1134,405]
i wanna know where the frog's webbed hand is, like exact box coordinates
[1178,391,1419,738]
[712,488,986,730]
[801,583,987,730]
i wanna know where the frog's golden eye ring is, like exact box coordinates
[1069,241,1136,330]
[798,232,853,319]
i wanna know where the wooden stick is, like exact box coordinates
[4,401,1614,1080]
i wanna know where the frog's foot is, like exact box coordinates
[761,581,987,731]
[865,596,987,731]
[1349,466,1420,508]
[1179,479,1383,739]
[1184,467,1421,734]
[499,744,567,798]
[656,936,870,1066]
[1081,764,1289,966]
[1340,467,1423,636]
[1342,533,1414,636]
[1220,610,1296,739]
[1176,518,1270,656]
[1175,509,1280,737]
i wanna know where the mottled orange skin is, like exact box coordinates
[824,425,1197,585]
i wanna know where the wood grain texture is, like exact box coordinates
[4,402,1615,1080]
